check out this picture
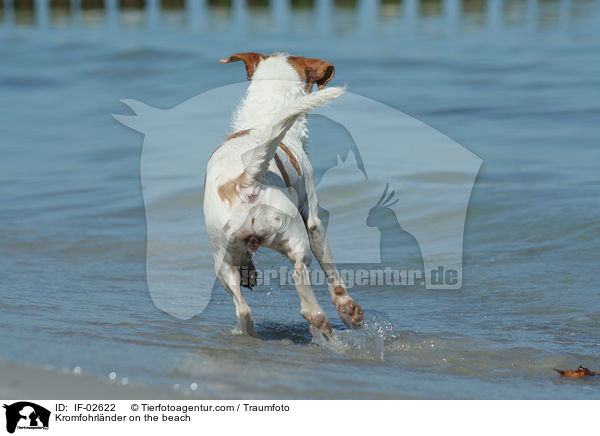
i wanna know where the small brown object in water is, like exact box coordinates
[554,366,598,378]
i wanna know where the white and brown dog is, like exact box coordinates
[204,52,363,339]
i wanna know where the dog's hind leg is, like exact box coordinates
[275,226,333,340]
[217,261,255,336]
[289,250,333,340]
[262,208,333,340]
[304,212,364,328]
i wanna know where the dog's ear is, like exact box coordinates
[218,53,267,80]
[288,57,335,90]
[310,59,335,90]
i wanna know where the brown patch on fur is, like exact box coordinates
[226,128,252,141]
[274,153,291,191]
[278,142,301,175]
[218,171,247,207]
[287,56,335,90]
[334,286,346,296]
[218,53,267,80]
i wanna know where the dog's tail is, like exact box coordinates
[243,86,346,185]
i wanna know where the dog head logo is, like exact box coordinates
[114,82,481,320]
[3,402,50,434]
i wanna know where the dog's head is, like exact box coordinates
[218,52,335,91]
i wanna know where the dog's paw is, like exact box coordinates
[303,312,333,340]
[232,324,256,337]
[336,299,364,328]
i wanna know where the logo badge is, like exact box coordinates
[3,402,50,434]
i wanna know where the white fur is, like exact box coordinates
[232,54,310,150]
[204,53,360,338]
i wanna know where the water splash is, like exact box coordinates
[314,310,399,360]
